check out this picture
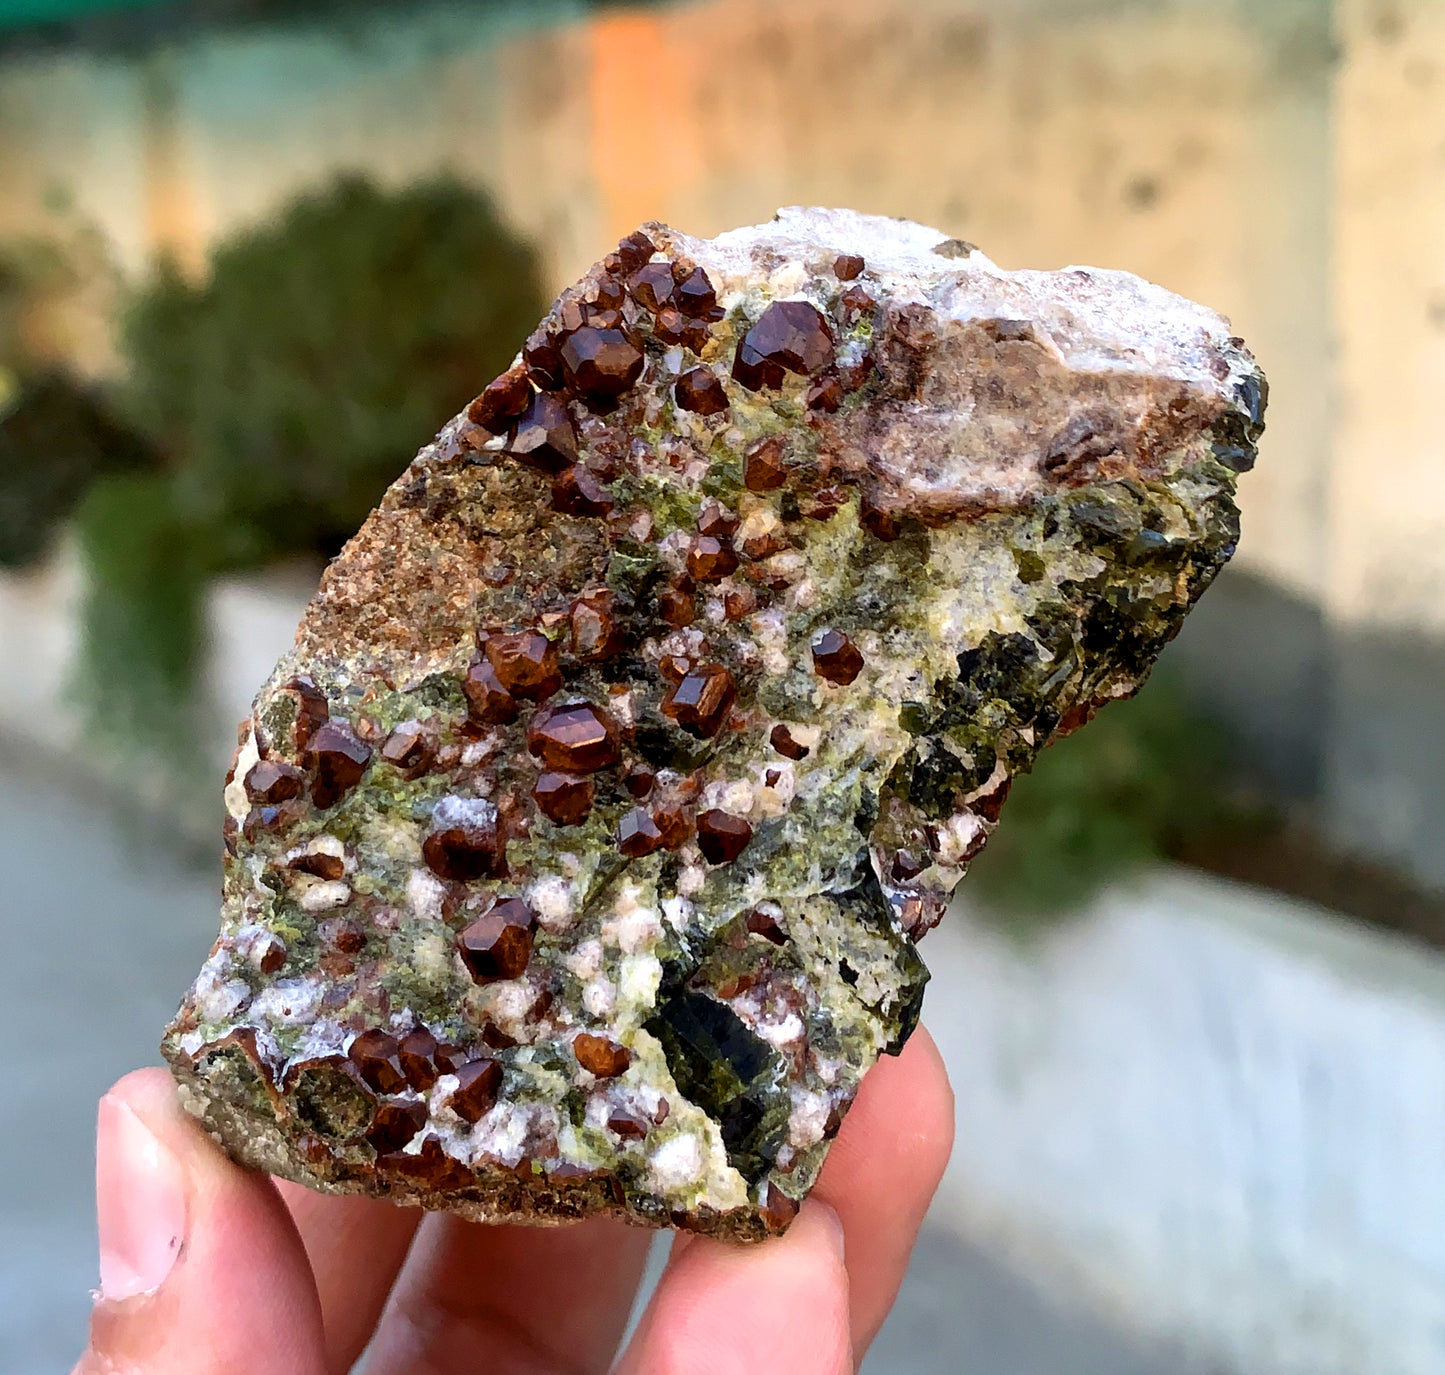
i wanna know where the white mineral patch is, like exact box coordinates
[762,550,805,585]
[618,954,663,1011]
[656,528,691,573]
[233,922,271,967]
[195,977,250,1023]
[755,1012,806,1049]
[662,895,692,932]
[406,867,447,919]
[527,875,577,932]
[428,1072,460,1113]
[486,978,540,1030]
[250,978,322,1027]
[224,728,260,822]
[605,889,663,956]
[788,724,823,751]
[811,1052,846,1087]
[466,1100,532,1167]
[288,1019,347,1062]
[583,1091,612,1132]
[787,577,820,611]
[606,688,635,728]
[194,944,233,987]
[699,1135,749,1212]
[583,977,616,1017]
[564,939,605,980]
[298,879,352,913]
[933,810,985,867]
[702,777,755,817]
[788,1087,832,1149]
[430,795,497,835]
[648,1134,704,1190]
[754,763,794,816]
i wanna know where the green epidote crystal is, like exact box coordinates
[163,208,1264,1240]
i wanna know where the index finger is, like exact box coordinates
[812,1024,955,1356]
[614,1024,952,1374]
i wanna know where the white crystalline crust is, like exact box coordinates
[705,206,1234,383]
[680,206,1249,518]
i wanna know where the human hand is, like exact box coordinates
[72,1029,952,1375]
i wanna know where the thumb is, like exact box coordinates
[73,1067,328,1375]
[616,1200,854,1375]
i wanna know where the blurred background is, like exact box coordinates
[2,0,1444,1370]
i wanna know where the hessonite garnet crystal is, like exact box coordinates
[163,207,1265,1241]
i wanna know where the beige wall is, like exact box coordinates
[1334,0,1445,635]
[0,0,1403,629]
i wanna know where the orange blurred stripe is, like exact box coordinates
[589,11,690,241]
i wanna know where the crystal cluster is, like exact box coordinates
[163,208,1264,1239]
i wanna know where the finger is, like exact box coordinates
[615,1199,852,1375]
[813,1024,955,1357]
[73,1067,327,1375]
[365,1212,653,1375]
[275,1180,421,1375]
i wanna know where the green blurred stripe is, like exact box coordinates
[0,0,172,29]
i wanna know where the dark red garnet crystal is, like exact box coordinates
[811,630,865,685]
[448,1058,504,1122]
[674,366,729,416]
[348,1029,406,1094]
[573,1033,631,1078]
[244,759,304,804]
[484,631,561,702]
[770,724,809,760]
[503,392,578,473]
[468,365,532,432]
[743,435,788,491]
[559,325,645,402]
[661,665,736,739]
[457,897,536,983]
[617,807,664,858]
[552,465,614,518]
[732,300,835,391]
[526,701,621,773]
[306,721,372,809]
[696,810,754,865]
[422,799,504,881]
[533,771,595,826]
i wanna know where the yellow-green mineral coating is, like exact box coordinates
[162,207,1265,1240]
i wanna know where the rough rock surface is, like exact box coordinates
[163,208,1265,1240]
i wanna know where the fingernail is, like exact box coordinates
[96,1093,187,1300]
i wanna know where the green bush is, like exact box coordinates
[77,174,545,750]
[0,372,158,568]
[120,174,546,560]
[73,471,207,754]
[1,226,149,567]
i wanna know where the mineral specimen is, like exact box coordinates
[163,207,1264,1240]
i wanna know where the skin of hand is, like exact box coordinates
[72,1028,953,1375]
